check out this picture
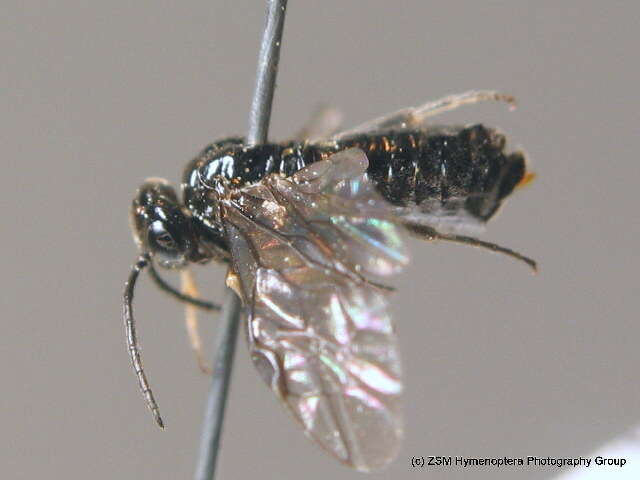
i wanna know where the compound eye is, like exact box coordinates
[148,220,180,258]
[155,230,177,250]
[148,222,189,269]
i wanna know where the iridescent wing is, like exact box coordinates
[220,149,409,471]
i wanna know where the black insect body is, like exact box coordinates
[186,123,526,237]
[124,91,536,471]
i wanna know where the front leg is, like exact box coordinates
[147,262,219,373]
[180,270,213,374]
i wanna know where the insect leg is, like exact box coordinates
[180,269,213,374]
[147,262,217,373]
[148,262,221,311]
[292,105,343,142]
[333,90,516,139]
[404,222,537,272]
[409,90,516,122]
[123,255,164,428]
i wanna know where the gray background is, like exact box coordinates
[2,1,639,479]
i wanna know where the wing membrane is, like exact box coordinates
[221,149,408,471]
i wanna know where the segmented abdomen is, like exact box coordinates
[184,125,526,227]
[315,125,526,222]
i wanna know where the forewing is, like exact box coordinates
[222,149,408,471]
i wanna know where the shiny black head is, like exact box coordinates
[124,178,224,429]
[130,178,199,269]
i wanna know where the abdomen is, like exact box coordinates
[185,125,528,231]
[314,124,527,227]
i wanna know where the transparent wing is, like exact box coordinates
[221,149,409,471]
[292,105,343,142]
